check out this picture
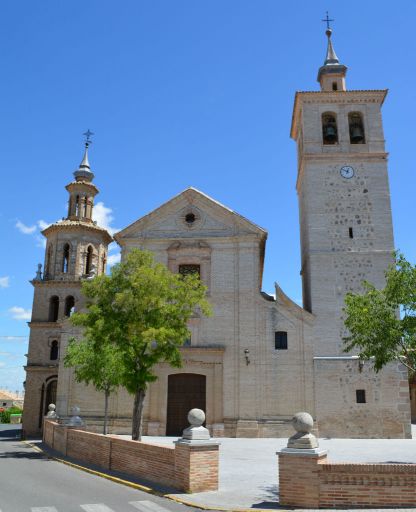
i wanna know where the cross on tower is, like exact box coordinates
[83,129,94,147]
[322,11,334,30]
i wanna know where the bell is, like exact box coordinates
[323,124,337,143]
[350,124,364,143]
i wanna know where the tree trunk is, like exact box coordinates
[132,387,146,441]
[103,389,109,435]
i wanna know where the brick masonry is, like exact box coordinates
[43,420,219,493]
[279,451,416,508]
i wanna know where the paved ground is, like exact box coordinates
[142,425,416,510]
[0,425,202,512]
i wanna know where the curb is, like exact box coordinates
[22,440,278,512]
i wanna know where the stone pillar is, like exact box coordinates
[277,412,327,508]
[174,408,220,492]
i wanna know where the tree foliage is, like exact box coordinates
[67,249,211,439]
[343,253,416,373]
[64,338,123,434]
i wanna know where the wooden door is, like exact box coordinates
[166,373,206,436]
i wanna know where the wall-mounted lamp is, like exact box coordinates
[244,349,250,366]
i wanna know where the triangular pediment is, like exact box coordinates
[114,187,267,242]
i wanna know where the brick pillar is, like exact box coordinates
[278,448,327,508]
[174,440,220,492]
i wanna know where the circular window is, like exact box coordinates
[185,213,196,224]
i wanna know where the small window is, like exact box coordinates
[50,340,59,361]
[62,243,70,273]
[183,337,191,347]
[179,264,200,277]
[48,296,59,322]
[275,331,288,350]
[356,389,366,403]
[349,227,354,239]
[348,112,365,144]
[64,296,75,317]
[185,213,196,224]
[85,246,93,274]
[332,82,338,91]
[2,402,6,406]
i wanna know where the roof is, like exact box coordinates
[42,219,113,244]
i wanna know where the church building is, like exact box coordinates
[22,28,411,439]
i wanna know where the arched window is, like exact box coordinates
[348,112,366,144]
[322,112,338,145]
[50,340,59,361]
[85,246,93,275]
[48,296,59,322]
[64,296,75,317]
[83,196,88,218]
[62,243,70,273]
[102,256,107,275]
[75,195,80,217]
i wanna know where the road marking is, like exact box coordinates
[80,505,116,512]
[31,508,58,512]
[129,501,171,512]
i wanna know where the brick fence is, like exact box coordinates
[43,420,219,493]
[279,450,416,508]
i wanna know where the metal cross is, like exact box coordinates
[322,11,334,30]
[83,129,94,145]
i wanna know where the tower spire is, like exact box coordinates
[317,14,347,92]
[74,130,95,182]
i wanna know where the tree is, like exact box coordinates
[343,252,416,373]
[64,338,122,435]
[68,249,211,440]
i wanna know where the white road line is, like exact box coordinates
[80,505,116,512]
[129,501,171,512]
[31,508,59,512]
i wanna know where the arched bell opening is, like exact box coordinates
[48,296,59,322]
[348,112,366,144]
[322,112,338,145]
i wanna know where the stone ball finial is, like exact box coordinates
[46,403,58,419]
[292,412,314,434]
[48,404,56,412]
[188,408,205,427]
[287,411,318,450]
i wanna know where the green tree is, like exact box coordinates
[343,252,416,373]
[68,249,211,440]
[64,339,122,435]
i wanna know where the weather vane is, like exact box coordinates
[83,129,94,147]
[322,11,334,30]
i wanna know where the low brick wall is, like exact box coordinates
[279,450,416,508]
[43,420,218,492]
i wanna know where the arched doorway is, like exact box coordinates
[166,373,206,436]
[44,379,57,415]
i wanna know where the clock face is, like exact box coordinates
[340,165,355,179]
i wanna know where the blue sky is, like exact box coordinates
[1,1,415,392]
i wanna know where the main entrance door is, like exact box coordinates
[166,373,206,436]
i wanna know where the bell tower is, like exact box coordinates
[22,135,112,437]
[290,22,410,437]
[291,26,394,355]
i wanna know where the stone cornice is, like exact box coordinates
[31,279,83,288]
[291,89,388,140]
[42,220,112,244]
[24,364,59,371]
[28,321,63,328]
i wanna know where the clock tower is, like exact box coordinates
[291,27,394,355]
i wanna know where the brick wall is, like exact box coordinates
[43,420,218,493]
[279,450,416,508]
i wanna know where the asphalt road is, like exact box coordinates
[0,425,201,512]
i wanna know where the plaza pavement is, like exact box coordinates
[141,424,416,510]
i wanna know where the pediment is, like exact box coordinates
[114,187,267,242]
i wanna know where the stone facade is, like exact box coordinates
[23,30,411,439]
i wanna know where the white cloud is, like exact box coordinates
[0,277,9,288]
[93,202,118,236]
[0,336,28,343]
[15,220,36,235]
[8,307,31,321]
[107,252,121,267]
[37,220,50,230]
[0,362,5,368]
